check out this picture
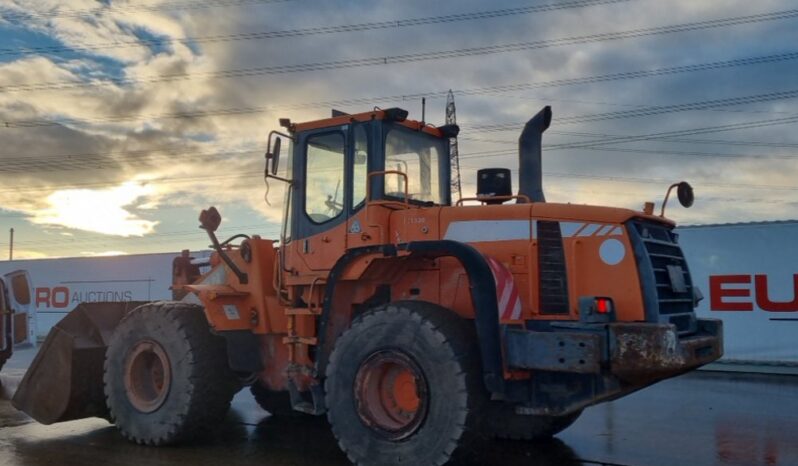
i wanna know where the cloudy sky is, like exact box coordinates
[0,0,796,259]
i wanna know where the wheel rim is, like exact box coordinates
[123,340,172,413]
[354,350,428,440]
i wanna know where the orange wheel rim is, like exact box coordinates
[354,350,428,439]
[123,340,172,413]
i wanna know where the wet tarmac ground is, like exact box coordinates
[1,348,797,466]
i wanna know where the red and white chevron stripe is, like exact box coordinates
[485,256,522,321]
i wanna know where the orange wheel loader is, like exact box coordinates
[12,106,723,465]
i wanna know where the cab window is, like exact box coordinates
[384,127,445,205]
[305,132,345,224]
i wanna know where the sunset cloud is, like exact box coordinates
[31,181,159,236]
[0,0,796,257]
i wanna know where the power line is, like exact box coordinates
[4,102,798,175]
[0,0,632,56]
[467,89,798,132]
[542,171,798,191]
[2,105,794,175]
[547,115,798,150]
[5,222,277,246]
[2,160,796,196]
[14,187,798,251]
[0,148,259,173]
[462,130,798,149]
[0,0,295,22]
[460,113,798,149]
[12,229,282,251]
[5,170,797,249]
[4,8,798,93]
[0,173,254,194]
[456,146,798,161]
[6,50,798,128]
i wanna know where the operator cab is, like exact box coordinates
[267,108,457,242]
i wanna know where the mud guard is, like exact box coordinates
[316,241,505,395]
[12,301,148,424]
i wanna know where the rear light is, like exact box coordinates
[578,296,616,323]
[596,297,613,314]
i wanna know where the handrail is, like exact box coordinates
[366,170,410,209]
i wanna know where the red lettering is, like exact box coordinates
[51,287,69,308]
[35,288,50,307]
[710,275,753,311]
[755,274,798,312]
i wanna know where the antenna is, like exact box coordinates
[421,97,426,125]
[446,90,462,201]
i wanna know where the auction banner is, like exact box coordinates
[0,251,210,338]
[678,221,798,364]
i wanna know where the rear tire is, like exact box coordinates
[485,404,582,440]
[325,301,486,466]
[104,302,239,445]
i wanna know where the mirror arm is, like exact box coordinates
[201,226,249,285]
[265,172,293,184]
[659,183,679,217]
[268,130,295,143]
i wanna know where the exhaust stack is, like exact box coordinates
[518,106,552,203]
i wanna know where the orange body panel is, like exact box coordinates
[194,200,666,392]
[187,238,284,334]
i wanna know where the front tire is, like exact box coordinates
[104,302,239,445]
[325,301,486,466]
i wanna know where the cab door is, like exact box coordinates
[4,270,33,345]
[346,121,380,249]
[286,126,350,273]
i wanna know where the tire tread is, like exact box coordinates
[104,301,238,446]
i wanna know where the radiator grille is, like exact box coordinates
[631,221,696,333]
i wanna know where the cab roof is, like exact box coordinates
[287,108,445,138]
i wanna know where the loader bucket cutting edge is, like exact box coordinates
[11,301,149,425]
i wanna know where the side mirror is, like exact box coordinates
[677,181,694,208]
[265,130,294,179]
[199,206,222,232]
[269,137,281,175]
[660,181,695,217]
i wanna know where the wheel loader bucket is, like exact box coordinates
[11,301,149,424]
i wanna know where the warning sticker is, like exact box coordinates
[223,304,241,320]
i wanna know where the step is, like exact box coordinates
[282,336,319,346]
[285,308,321,316]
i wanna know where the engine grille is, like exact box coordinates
[537,220,570,315]
[630,221,697,334]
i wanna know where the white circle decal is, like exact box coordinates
[599,238,626,265]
